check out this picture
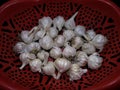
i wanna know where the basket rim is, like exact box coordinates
[0,0,120,90]
[0,0,120,15]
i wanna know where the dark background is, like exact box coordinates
[0,0,120,7]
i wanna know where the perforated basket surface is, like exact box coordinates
[0,0,120,90]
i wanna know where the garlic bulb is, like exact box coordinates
[75,51,88,66]
[82,43,96,55]
[65,12,78,30]
[19,52,36,69]
[39,16,52,30]
[74,25,89,40]
[39,34,53,50]
[13,42,26,54]
[54,35,65,47]
[54,58,71,73]
[54,58,71,79]
[53,16,65,31]
[88,53,103,69]
[86,29,96,40]
[91,34,108,52]
[50,47,62,59]
[21,26,38,44]
[67,64,88,81]
[63,30,75,41]
[42,61,56,79]
[29,59,42,73]
[63,43,76,58]
[48,27,58,38]
[26,42,40,53]
[37,50,49,65]
[72,36,83,49]
[33,28,46,41]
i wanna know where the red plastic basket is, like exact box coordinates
[0,0,120,90]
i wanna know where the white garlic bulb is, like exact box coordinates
[21,26,38,44]
[88,53,103,69]
[29,59,42,73]
[13,42,26,54]
[65,12,78,30]
[26,42,40,53]
[39,34,53,50]
[92,34,108,52]
[50,47,62,59]
[75,51,88,67]
[54,58,71,79]
[63,30,75,41]
[53,16,65,31]
[82,43,96,55]
[37,50,49,65]
[86,29,96,40]
[67,64,88,81]
[72,36,83,49]
[39,16,52,30]
[33,28,46,41]
[54,58,71,73]
[48,27,58,38]
[74,25,89,40]
[19,52,36,69]
[54,35,65,47]
[42,61,56,79]
[63,43,76,58]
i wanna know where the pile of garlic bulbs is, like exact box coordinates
[13,12,108,81]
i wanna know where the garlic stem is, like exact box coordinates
[71,11,78,20]
[28,26,38,37]
[65,12,78,30]
[56,71,61,79]
[52,73,57,79]
[19,63,26,70]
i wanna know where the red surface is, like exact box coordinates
[0,0,120,90]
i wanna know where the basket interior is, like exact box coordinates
[0,0,120,90]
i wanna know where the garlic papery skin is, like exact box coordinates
[39,34,53,50]
[42,61,56,79]
[74,25,89,40]
[72,36,83,49]
[13,42,26,54]
[39,16,52,30]
[33,28,46,41]
[48,27,58,38]
[86,29,96,40]
[26,42,40,53]
[50,47,62,59]
[88,54,103,70]
[82,43,96,55]
[54,58,71,79]
[63,43,76,58]
[67,64,88,81]
[63,30,75,41]
[21,26,39,44]
[53,16,65,31]
[75,51,88,67]
[91,34,108,52]
[54,58,71,73]
[19,52,36,70]
[21,30,33,44]
[29,59,42,73]
[37,50,49,65]
[65,12,78,30]
[54,35,65,47]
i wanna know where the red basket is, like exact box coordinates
[0,0,120,90]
